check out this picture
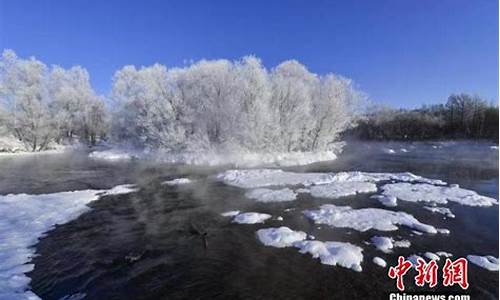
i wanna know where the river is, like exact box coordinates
[0,141,497,299]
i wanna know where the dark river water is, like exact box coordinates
[0,141,498,300]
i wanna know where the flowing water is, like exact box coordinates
[0,141,498,299]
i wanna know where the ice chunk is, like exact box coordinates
[294,240,364,272]
[371,236,410,253]
[245,188,297,202]
[307,181,377,198]
[371,194,397,207]
[304,204,437,233]
[381,182,498,207]
[424,252,440,261]
[162,178,192,185]
[400,148,409,153]
[256,227,307,248]
[371,236,394,253]
[423,206,455,218]
[384,148,396,154]
[436,251,453,258]
[393,240,411,248]
[220,210,240,217]
[467,255,499,271]
[0,185,137,300]
[373,257,387,267]
[232,212,271,224]
[437,228,450,234]
[276,216,284,221]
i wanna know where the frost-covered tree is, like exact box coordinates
[0,50,53,151]
[49,66,107,144]
[110,56,361,154]
[0,49,106,150]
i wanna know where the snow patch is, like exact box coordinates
[256,227,307,248]
[381,182,498,207]
[245,188,297,202]
[304,204,437,233]
[424,252,440,261]
[371,236,411,253]
[0,184,137,300]
[220,210,240,217]
[423,206,455,218]
[436,251,453,258]
[162,178,192,185]
[467,255,499,271]
[306,181,377,198]
[373,257,387,267]
[217,169,446,189]
[294,240,364,272]
[232,212,272,224]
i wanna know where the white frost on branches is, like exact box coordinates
[110,56,362,154]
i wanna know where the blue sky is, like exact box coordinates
[0,0,498,108]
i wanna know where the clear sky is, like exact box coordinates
[0,0,498,108]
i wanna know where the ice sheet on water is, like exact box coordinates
[245,188,297,202]
[467,255,499,271]
[304,204,437,233]
[232,212,272,224]
[381,182,498,207]
[0,184,137,300]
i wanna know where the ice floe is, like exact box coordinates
[423,206,455,218]
[407,254,425,267]
[217,169,337,188]
[371,194,397,207]
[294,240,364,272]
[162,178,192,185]
[436,228,450,234]
[232,212,272,224]
[436,251,453,258]
[467,255,499,271]
[381,182,498,207]
[0,184,138,300]
[371,236,411,253]
[245,188,297,202]
[373,257,387,267]
[220,210,240,217]
[304,204,437,233]
[256,227,307,248]
[424,252,440,261]
[217,169,447,190]
[305,181,377,198]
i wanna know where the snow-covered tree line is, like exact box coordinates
[111,56,362,153]
[0,50,362,153]
[0,50,107,151]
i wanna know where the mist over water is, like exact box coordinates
[0,140,497,299]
